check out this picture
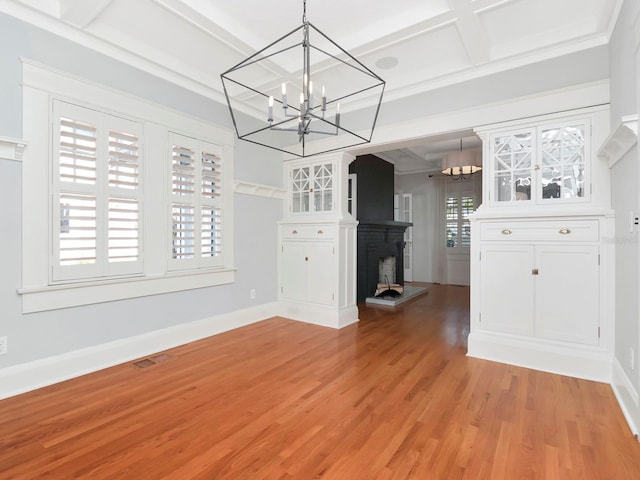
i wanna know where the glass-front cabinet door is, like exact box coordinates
[539,123,586,201]
[313,163,333,212]
[493,129,533,202]
[489,119,589,205]
[289,161,334,214]
[291,166,310,213]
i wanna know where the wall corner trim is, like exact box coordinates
[0,137,28,162]
[598,114,638,168]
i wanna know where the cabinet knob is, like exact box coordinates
[292,230,298,234]
[501,229,512,235]
[305,256,308,261]
[559,228,571,235]
[317,230,323,234]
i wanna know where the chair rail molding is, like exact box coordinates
[0,137,27,162]
[233,180,286,199]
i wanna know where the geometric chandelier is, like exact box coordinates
[220,0,385,158]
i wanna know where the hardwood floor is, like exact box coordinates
[1,284,639,479]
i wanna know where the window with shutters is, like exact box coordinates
[446,194,474,249]
[52,100,142,282]
[169,133,223,270]
[20,62,235,312]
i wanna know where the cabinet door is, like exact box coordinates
[538,122,588,203]
[480,244,535,336]
[291,166,310,213]
[312,163,333,212]
[306,242,334,305]
[281,242,309,301]
[281,241,335,306]
[535,245,599,345]
[490,129,534,203]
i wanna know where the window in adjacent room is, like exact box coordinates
[446,194,474,249]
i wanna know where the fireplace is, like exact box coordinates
[356,221,412,301]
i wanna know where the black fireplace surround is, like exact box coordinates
[350,155,412,302]
[356,221,411,301]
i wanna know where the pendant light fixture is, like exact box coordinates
[220,0,386,158]
[442,139,482,180]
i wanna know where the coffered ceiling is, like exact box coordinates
[3,0,622,170]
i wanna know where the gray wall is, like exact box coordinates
[609,0,639,390]
[0,12,283,369]
[0,5,618,376]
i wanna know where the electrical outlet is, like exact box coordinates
[250,289,256,300]
[0,336,7,355]
[630,347,635,370]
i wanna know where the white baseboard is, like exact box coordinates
[277,301,359,329]
[612,358,640,438]
[467,331,613,383]
[0,302,280,400]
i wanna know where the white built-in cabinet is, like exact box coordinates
[280,225,335,306]
[479,220,600,345]
[278,152,358,329]
[469,106,615,382]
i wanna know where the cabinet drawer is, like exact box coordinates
[281,225,336,240]
[480,220,599,242]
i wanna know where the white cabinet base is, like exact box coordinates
[277,301,359,329]
[467,331,612,383]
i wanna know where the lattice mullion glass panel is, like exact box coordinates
[313,163,333,212]
[291,166,310,213]
[492,131,533,202]
[59,193,97,266]
[108,197,139,263]
[540,124,585,200]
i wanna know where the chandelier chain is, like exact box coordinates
[302,0,307,24]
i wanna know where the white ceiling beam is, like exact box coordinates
[59,0,114,28]
[448,0,492,64]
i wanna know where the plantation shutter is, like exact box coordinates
[52,100,143,282]
[169,133,223,270]
[200,144,223,261]
[106,115,143,275]
[445,194,474,249]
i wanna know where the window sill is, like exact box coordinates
[18,268,236,313]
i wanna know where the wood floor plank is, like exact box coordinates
[1,284,639,479]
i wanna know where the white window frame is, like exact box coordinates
[19,60,235,313]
